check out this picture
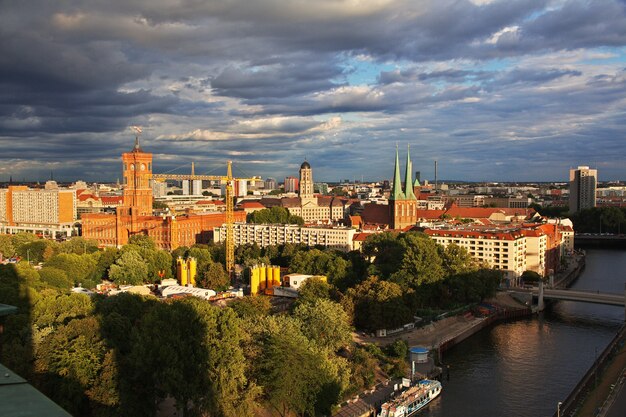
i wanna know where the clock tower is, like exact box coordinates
[122,136,153,216]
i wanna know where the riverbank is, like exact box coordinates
[352,253,589,365]
[353,291,532,356]
[558,324,626,417]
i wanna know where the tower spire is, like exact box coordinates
[130,126,143,152]
[404,144,416,200]
[391,144,405,200]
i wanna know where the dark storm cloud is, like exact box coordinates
[2,0,626,181]
[211,58,344,99]
[496,68,583,86]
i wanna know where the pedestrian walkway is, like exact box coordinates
[576,341,626,417]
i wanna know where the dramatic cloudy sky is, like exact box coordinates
[2,0,626,183]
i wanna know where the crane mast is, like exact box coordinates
[225,161,235,276]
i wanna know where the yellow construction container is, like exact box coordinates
[176,256,197,287]
[266,266,274,289]
[250,266,260,295]
[187,257,197,287]
[259,266,266,291]
[272,265,281,287]
[177,257,188,286]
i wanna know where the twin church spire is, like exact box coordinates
[391,145,416,201]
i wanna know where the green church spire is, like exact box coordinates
[404,145,416,200]
[392,145,405,200]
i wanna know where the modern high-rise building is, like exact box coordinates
[0,186,77,238]
[264,178,277,190]
[569,166,597,212]
[284,176,299,193]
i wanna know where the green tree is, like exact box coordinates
[58,237,99,255]
[45,253,98,288]
[235,243,263,265]
[129,299,258,417]
[289,249,350,287]
[257,316,341,417]
[32,290,93,328]
[0,234,15,259]
[441,243,477,275]
[346,276,412,332]
[140,249,173,283]
[521,270,543,284]
[187,246,213,274]
[229,296,272,319]
[39,267,72,289]
[128,234,157,251]
[295,277,333,305]
[391,233,445,287]
[386,339,408,358]
[199,262,229,290]
[89,248,120,282]
[601,206,625,233]
[11,232,38,250]
[362,232,404,278]
[34,316,117,416]
[108,250,148,285]
[347,347,377,393]
[20,239,58,264]
[247,207,304,225]
[293,299,352,351]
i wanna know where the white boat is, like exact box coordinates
[378,379,442,417]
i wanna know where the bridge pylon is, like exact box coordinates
[537,280,545,312]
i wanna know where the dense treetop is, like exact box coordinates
[0,230,502,416]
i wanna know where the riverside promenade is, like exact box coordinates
[353,291,531,355]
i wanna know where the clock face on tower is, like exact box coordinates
[141,163,146,171]
[130,164,135,170]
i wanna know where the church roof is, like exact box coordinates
[300,161,311,169]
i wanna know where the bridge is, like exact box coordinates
[510,286,625,307]
[575,234,626,248]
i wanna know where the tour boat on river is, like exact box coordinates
[377,379,442,417]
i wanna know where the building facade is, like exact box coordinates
[0,186,77,238]
[214,222,356,251]
[424,222,567,285]
[569,166,597,212]
[424,227,528,285]
[284,176,299,193]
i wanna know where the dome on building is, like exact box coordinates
[300,161,311,169]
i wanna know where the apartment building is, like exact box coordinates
[214,223,356,251]
[423,227,528,286]
[569,166,597,212]
[0,186,77,238]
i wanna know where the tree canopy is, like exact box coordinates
[246,207,304,225]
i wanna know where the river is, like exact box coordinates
[425,248,626,417]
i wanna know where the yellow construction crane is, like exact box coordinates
[152,161,256,276]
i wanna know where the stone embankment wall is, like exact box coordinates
[557,324,626,417]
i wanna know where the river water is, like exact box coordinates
[425,248,626,417]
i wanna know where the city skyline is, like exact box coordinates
[2,1,626,182]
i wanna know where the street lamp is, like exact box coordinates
[557,401,562,417]
[26,249,30,265]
